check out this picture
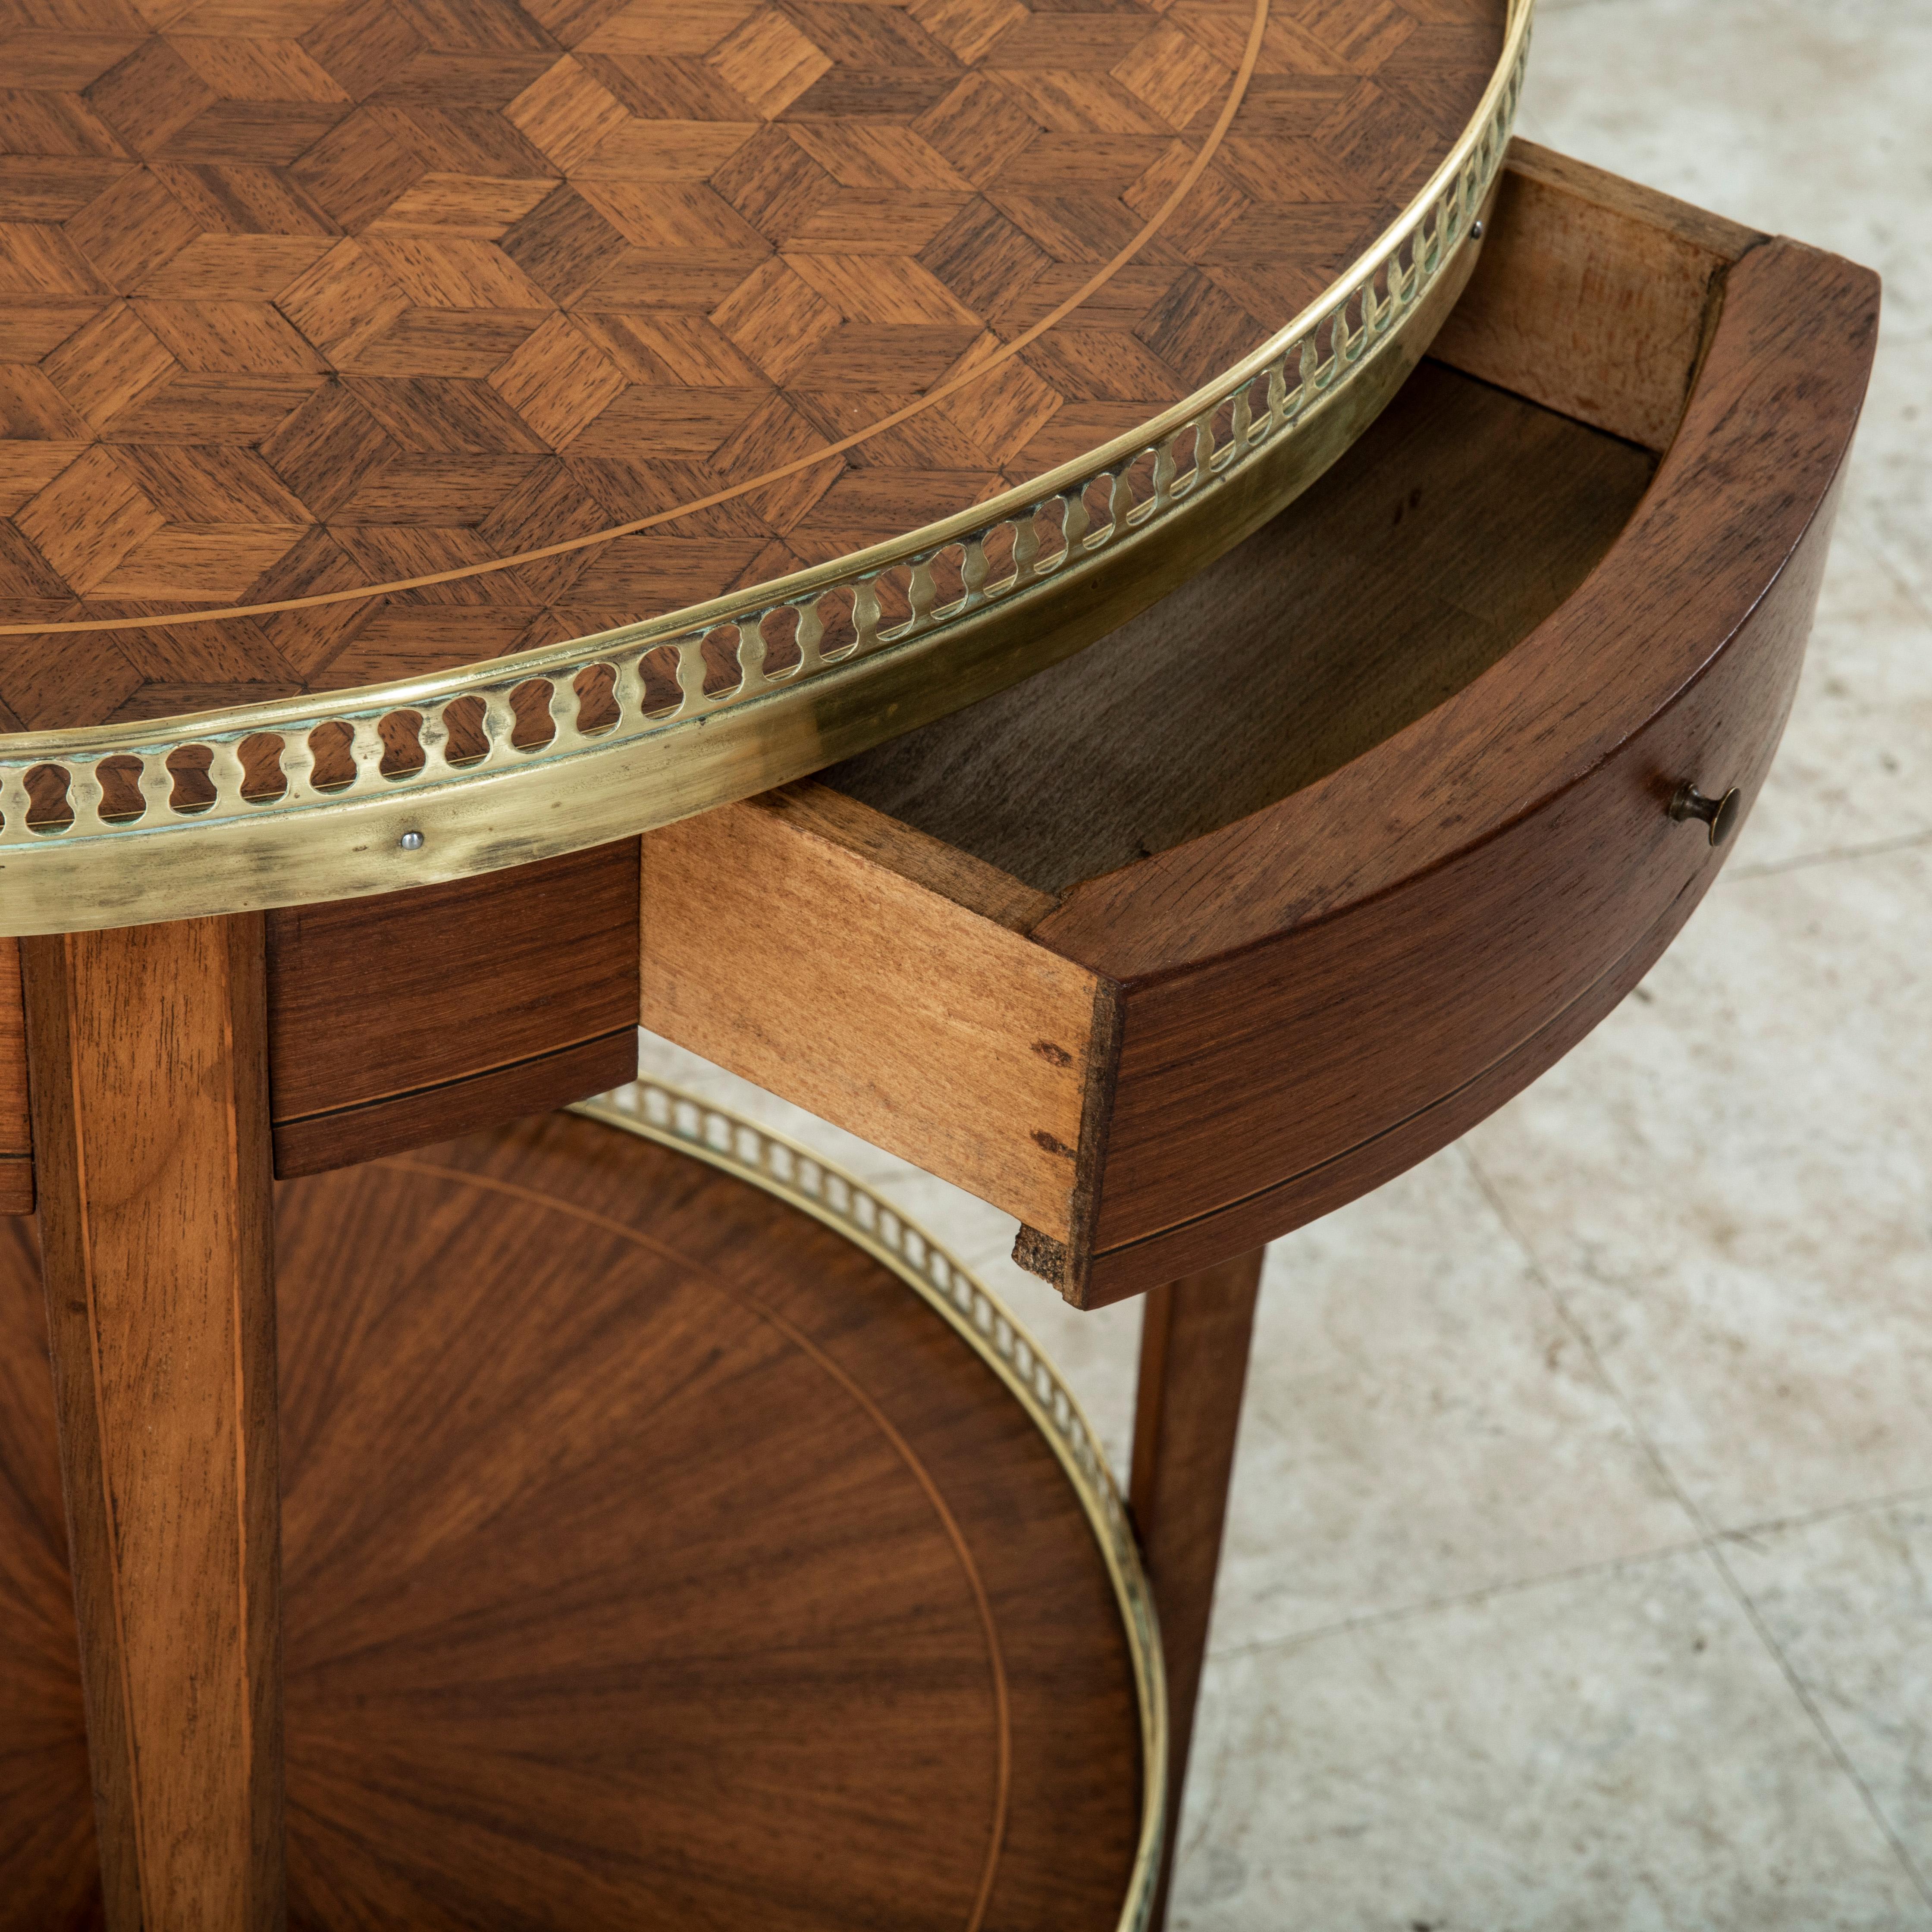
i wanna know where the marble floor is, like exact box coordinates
[637,2,1932,1923]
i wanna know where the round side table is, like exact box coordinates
[7,3,1878,1932]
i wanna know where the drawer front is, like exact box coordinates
[1092,870,1714,1298]
[0,850,642,1204]
[266,840,640,1176]
[1084,483,1832,1295]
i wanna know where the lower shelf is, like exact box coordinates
[0,1085,1159,1931]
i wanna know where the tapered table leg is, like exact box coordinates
[1130,1246,1266,1932]
[22,917,284,1932]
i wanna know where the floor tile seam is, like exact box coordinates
[1207,1530,1709,1665]
[1851,523,1932,630]
[1835,515,1932,626]
[1716,1479,1932,1549]
[1698,1533,1932,1916]
[1461,1141,1932,1912]
[1724,824,1932,881]
[1455,1142,1710,1538]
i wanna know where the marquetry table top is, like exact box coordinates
[0,0,1504,734]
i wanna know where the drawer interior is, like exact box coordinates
[824,361,1656,896]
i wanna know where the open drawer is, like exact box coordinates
[640,141,1880,1309]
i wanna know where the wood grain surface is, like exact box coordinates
[1430,138,1762,452]
[21,914,283,1932]
[0,938,25,1212]
[0,1107,1144,1929]
[642,782,1099,1241]
[1129,1246,1263,1932]
[0,0,1504,729]
[265,836,638,1174]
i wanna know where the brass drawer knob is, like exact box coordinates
[1670,781,1742,847]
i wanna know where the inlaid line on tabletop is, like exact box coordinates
[0,1,1270,644]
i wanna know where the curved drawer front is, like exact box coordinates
[1077,476,1835,1293]
[1036,238,1876,1302]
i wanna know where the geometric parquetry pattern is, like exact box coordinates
[0,0,1502,730]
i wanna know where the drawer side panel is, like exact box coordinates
[642,788,1102,1244]
[1431,138,1761,452]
